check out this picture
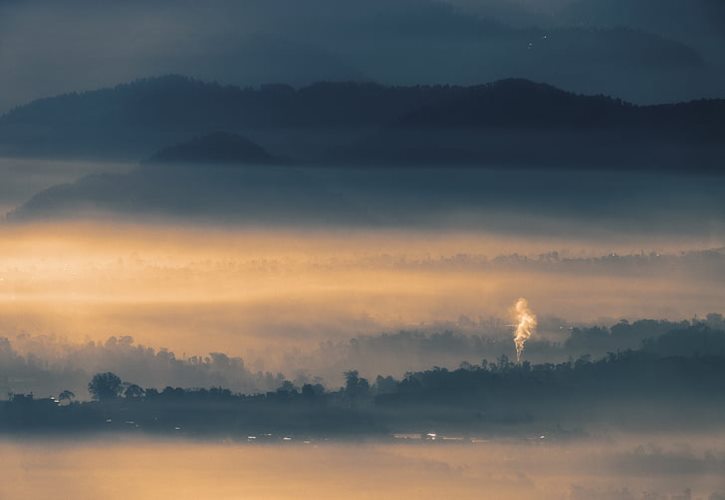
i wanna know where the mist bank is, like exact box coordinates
[0,157,131,215]
[8,164,725,241]
[3,437,724,500]
[0,221,721,366]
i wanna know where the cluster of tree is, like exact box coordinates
[2,315,723,401]
[2,324,724,437]
[292,315,725,382]
[0,335,286,400]
[566,315,725,357]
[358,248,725,274]
[83,370,359,404]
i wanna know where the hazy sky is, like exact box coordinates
[1,0,724,112]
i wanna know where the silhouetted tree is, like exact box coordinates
[88,372,124,401]
[276,381,298,397]
[374,375,398,395]
[493,354,514,373]
[58,390,75,404]
[301,383,324,400]
[344,370,370,400]
[124,384,145,400]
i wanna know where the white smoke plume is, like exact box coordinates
[512,298,537,362]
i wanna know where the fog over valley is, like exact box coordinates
[3,437,725,500]
[1,1,724,497]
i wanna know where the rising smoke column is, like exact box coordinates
[512,298,537,362]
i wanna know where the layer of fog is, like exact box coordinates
[0,158,722,395]
[9,164,725,243]
[1,435,724,499]
[0,158,132,215]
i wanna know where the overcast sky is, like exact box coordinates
[1,0,724,112]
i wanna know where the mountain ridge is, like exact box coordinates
[1,75,723,170]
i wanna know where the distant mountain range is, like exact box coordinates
[2,0,722,113]
[9,130,725,231]
[1,75,723,171]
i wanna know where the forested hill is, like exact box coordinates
[2,324,725,437]
[147,132,279,166]
[1,75,724,170]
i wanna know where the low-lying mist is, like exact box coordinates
[2,435,724,500]
[0,223,725,390]
[0,158,132,215]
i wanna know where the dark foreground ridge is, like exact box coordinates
[2,324,725,439]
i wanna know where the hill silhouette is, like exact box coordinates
[2,0,719,113]
[2,324,725,436]
[148,132,278,165]
[0,75,723,170]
